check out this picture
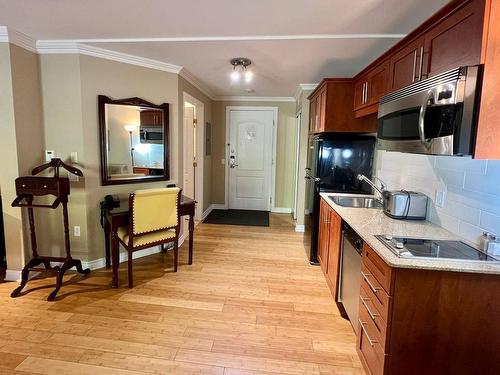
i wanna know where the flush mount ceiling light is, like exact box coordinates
[230,57,253,83]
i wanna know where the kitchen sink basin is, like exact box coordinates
[328,196,383,209]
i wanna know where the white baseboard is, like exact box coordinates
[271,207,292,214]
[202,205,213,220]
[5,270,22,282]
[81,231,189,271]
[3,233,189,279]
[211,204,226,210]
[295,224,305,233]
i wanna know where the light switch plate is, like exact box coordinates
[435,190,446,208]
[45,150,55,162]
[68,173,79,182]
[74,226,80,237]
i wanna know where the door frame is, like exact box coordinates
[224,106,278,211]
[292,111,301,220]
[182,92,204,220]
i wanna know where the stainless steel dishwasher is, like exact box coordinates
[338,223,363,332]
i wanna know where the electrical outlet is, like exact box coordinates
[70,151,78,163]
[435,190,446,208]
[74,226,81,237]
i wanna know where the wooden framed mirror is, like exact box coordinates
[98,95,170,185]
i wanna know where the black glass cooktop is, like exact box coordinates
[376,235,499,261]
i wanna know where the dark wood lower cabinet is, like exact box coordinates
[358,243,500,375]
[318,198,342,300]
[317,198,500,373]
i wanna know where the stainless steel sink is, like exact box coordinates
[328,196,383,209]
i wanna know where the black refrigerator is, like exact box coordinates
[305,133,375,264]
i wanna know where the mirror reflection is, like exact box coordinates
[103,101,167,183]
[99,95,169,185]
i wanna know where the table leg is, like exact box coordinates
[104,220,111,269]
[111,235,120,288]
[188,214,194,265]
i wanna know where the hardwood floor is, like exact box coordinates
[0,214,363,375]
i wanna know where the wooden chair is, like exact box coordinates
[116,187,181,288]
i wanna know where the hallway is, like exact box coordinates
[0,214,362,374]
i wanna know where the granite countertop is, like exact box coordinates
[320,192,500,275]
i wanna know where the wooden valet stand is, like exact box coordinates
[10,158,90,301]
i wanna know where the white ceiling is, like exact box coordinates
[0,0,449,98]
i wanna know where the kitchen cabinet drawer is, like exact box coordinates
[357,306,387,375]
[361,264,391,322]
[360,283,388,346]
[362,244,393,294]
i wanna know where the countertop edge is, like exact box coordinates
[320,193,500,276]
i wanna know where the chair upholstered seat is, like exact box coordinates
[117,226,176,248]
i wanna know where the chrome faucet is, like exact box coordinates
[357,174,386,200]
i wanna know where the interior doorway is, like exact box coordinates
[182,93,204,222]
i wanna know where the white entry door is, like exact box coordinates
[228,109,274,210]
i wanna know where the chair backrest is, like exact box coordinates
[131,188,180,235]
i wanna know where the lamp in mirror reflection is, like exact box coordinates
[230,57,253,83]
[124,124,139,168]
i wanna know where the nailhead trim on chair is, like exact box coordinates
[132,193,179,235]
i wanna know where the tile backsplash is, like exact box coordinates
[375,150,500,246]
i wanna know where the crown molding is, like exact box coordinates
[67,33,406,43]
[179,68,215,100]
[0,26,37,52]
[294,83,319,101]
[213,96,296,102]
[36,40,182,74]
[299,83,319,91]
[0,26,8,42]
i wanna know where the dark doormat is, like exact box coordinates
[203,209,269,227]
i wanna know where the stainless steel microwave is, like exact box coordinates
[377,65,482,156]
[140,126,163,144]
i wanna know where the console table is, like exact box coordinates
[101,195,195,288]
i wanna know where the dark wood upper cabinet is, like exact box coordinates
[388,37,425,91]
[354,61,390,117]
[476,0,500,159]
[308,79,377,133]
[422,0,485,77]
[140,109,163,127]
[353,0,486,114]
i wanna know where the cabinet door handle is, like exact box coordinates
[361,272,380,294]
[412,49,418,83]
[362,82,366,104]
[418,47,424,81]
[359,319,378,347]
[364,82,369,103]
[360,296,379,321]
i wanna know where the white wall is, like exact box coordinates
[375,150,500,246]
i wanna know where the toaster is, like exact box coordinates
[382,190,428,220]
